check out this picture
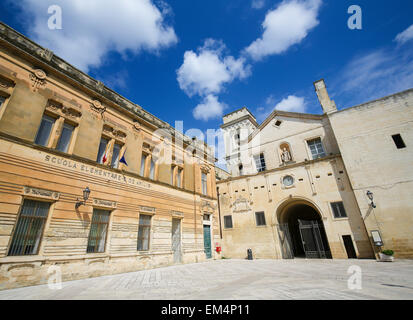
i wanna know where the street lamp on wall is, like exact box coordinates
[366,190,376,208]
[75,187,91,209]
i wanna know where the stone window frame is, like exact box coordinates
[200,166,210,196]
[171,163,184,188]
[35,100,82,155]
[140,142,158,181]
[98,130,126,170]
[223,215,233,229]
[86,208,112,254]
[7,189,58,257]
[330,201,348,220]
[304,135,327,161]
[253,152,267,173]
[137,208,156,253]
[0,74,15,121]
[255,211,267,227]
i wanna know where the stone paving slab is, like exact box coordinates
[0,259,412,300]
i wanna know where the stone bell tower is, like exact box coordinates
[314,79,337,114]
[220,107,258,177]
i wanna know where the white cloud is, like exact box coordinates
[251,0,265,10]
[274,95,307,112]
[244,0,322,60]
[256,94,306,122]
[177,39,251,97]
[332,46,413,107]
[17,0,177,71]
[395,24,413,45]
[193,95,227,121]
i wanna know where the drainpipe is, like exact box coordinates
[216,186,222,239]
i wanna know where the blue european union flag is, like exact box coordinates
[119,149,128,166]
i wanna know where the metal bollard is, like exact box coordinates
[247,248,253,260]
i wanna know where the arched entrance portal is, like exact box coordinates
[277,201,332,259]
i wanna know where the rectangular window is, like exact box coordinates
[140,154,147,176]
[86,209,110,253]
[307,138,326,160]
[35,115,56,147]
[171,166,175,185]
[149,158,155,180]
[0,96,5,110]
[331,202,347,218]
[255,212,266,226]
[56,122,75,153]
[97,137,109,164]
[201,172,208,195]
[111,143,121,168]
[239,164,243,176]
[392,134,406,149]
[177,168,183,188]
[8,200,50,256]
[137,214,151,251]
[254,153,266,172]
[224,216,233,229]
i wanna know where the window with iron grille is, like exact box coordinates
[254,153,266,172]
[224,216,233,229]
[8,199,51,256]
[137,214,152,251]
[307,138,326,160]
[255,212,266,226]
[331,202,347,218]
[87,209,111,253]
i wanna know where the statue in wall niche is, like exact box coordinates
[281,147,292,164]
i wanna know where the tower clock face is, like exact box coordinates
[283,175,294,187]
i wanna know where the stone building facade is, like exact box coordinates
[218,80,412,261]
[0,23,220,290]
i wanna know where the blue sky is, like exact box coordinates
[1,0,413,165]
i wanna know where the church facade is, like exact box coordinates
[0,23,220,290]
[218,80,413,260]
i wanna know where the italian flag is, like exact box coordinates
[102,149,108,164]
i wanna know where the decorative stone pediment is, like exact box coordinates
[201,165,210,174]
[23,186,60,201]
[29,69,47,91]
[46,99,82,121]
[171,210,184,218]
[142,141,154,153]
[103,123,127,142]
[0,74,15,90]
[232,197,251,213]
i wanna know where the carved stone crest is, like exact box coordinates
[90,99,106,115]
[29,69,47,91]
[232,197,251,213]
[133,120,141,132]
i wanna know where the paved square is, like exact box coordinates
[1,259,412,300]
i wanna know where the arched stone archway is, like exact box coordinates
[275,199,332,259]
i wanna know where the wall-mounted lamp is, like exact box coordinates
[75,187,91,209]
[366,190,376,208]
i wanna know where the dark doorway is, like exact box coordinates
[281,203,332,259]
[342,235,357,259]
